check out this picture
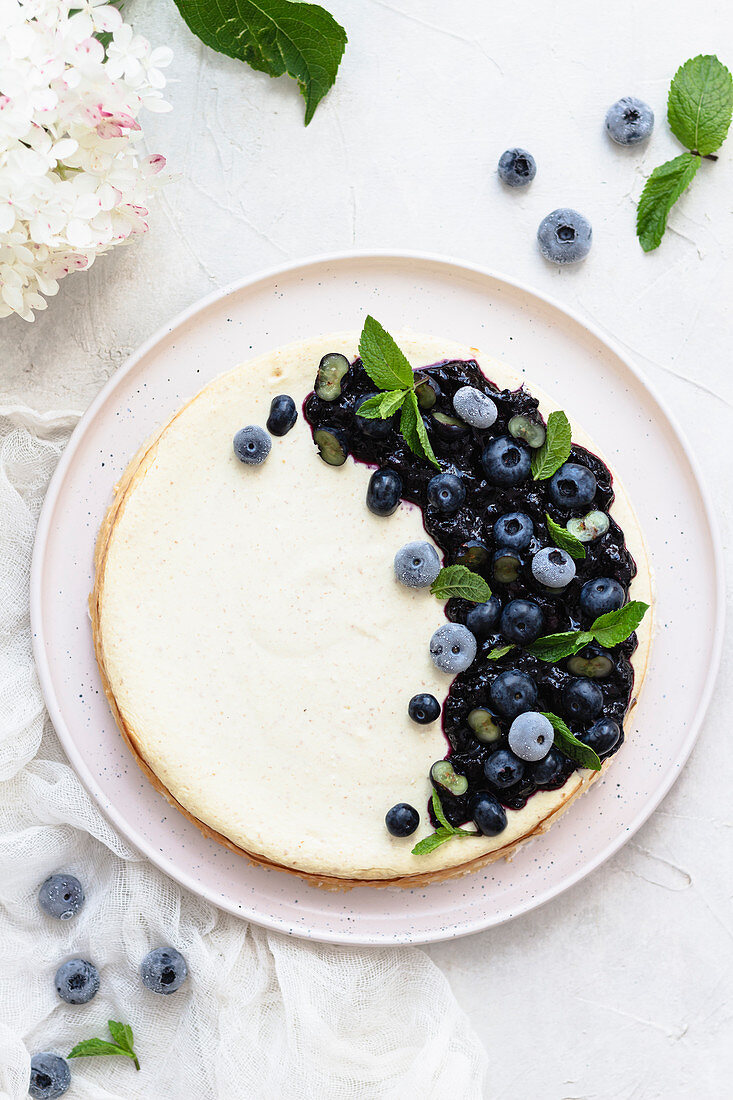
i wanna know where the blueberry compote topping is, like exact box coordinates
[304,356,639,833]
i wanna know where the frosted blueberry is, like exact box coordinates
[452,386,498,428]
[605,97,654,146]
[429,623,477,674]
[498,148,537,187]
[537,209,592,264]
[55,958,100,1005]
[140,947,188,995]
[394,541,441,589]
[29,1054,70,1100]
[508,712,554,761]
[38,874,84,921]
[531,546,576,588]
[233,425,271,465]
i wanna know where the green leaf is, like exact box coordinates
[69,1021,140,1071]
[668,54,733,155]
[107,1021,134,1054]
[527,630,593,662]
[172,0,347,126]
[355,390,406,420]
[487,644,514,660]
[545,513,586,560]
[590,601,649,648]
[431,790,453,830]
[542,712,602,772]
[531,411,572,481]
[411,828,457,855]
[358,316,415,391]
[430,565,491,603]
[400,391,440,469]
[636,153,701,252]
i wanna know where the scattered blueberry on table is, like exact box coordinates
[55,959,100,1005]
[537,208,593,264]
[605,96,654,145]
[140,947,189,995]
[29,1053,71,1099]
[497,147,537,187]
[38,874,84,921]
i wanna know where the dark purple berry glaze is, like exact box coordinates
[304,356,639,831]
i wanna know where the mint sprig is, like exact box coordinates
[69,1020,140,1071]
[430,565,491,603]
[357,317,440,468]
[173,0,347,126]
[542,712,602,772]
[637,55,733,251]
[531,411,572,481]
[487,643,515,660]
[528,601,649,661]
[411,791,477,856]
[546,513,586,560]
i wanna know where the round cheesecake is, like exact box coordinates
[91,333,652,887]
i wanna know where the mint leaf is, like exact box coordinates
[590,601,649,648]
[531,411,572,481]
[546,513,586,560]
[637,153,701,252]
[400,391,440,469]
[69,1021,140,1070]
[411,828,457,855]
[668,54,733,155]
[356,391,406,420]
[488,644,514,660]
[431,790,452,830]
[430,565,491,603]
[527,630,593,662]
[359,316,415,392]
[542,712,602,772]
[172,0,347,125]
[107,1021,134,1055]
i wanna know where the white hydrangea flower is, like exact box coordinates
[0,0,171,321]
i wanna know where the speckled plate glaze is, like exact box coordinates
[31,252,724,945]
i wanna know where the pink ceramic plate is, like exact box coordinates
[31,252,724,945]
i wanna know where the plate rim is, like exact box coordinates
[30,249,726,945]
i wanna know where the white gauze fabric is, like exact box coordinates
[0,406,488,1100]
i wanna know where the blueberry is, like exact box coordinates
[582,717,621,754]
[38,874,84,920]
[562,677,603,721]
[366,468,402,516]
[494,511,534,550]
[266,395,297,436]
[29,1054,70,1100]
[492,548,522,585]
[453,540,490,569]
[508,414,546,449]
[508,712,554,761]
[315,352,349,401]
[605,97,654,146]
[498,147,537,187]
[233,425,271,466]
[431,760,468,796]
[385,803,419,837]
[579,577,625,619]
[427,472,466,514]
[452,386,498,428]
[490,669,537,718]
[549,462,597,508]
[532,747,567,786]
[531,546,576,589]
[484,748,525,788]
[430,411,468,440]
[537,208,592,264]
[467,708,502,743]
[567,509,610,543]
[140,947,189,995]
[408,693,441,724]
[481,436,531,487]
[465,597,502,639]
[394,540,441,588]
[472,792,508,836]
[500,598,544,644]
[356,392,393,439]
[55,958,100,1005]
[567,645,615,679]
[430,623,477,673]
[314,426,348,466]
[414,372,441,410]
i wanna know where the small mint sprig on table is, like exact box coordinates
[357,316,440,469]
[542,712,602,772]
[411,791,478,855]
[488,601,649,663]
[530,411,572,481]
[430,565,491,603]
[637,55,733,251]
[546,513,586,560]
[69,1020,140,1071]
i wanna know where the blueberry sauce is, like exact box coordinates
[304,356,639,831]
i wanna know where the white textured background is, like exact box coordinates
[2,1,732,1096]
